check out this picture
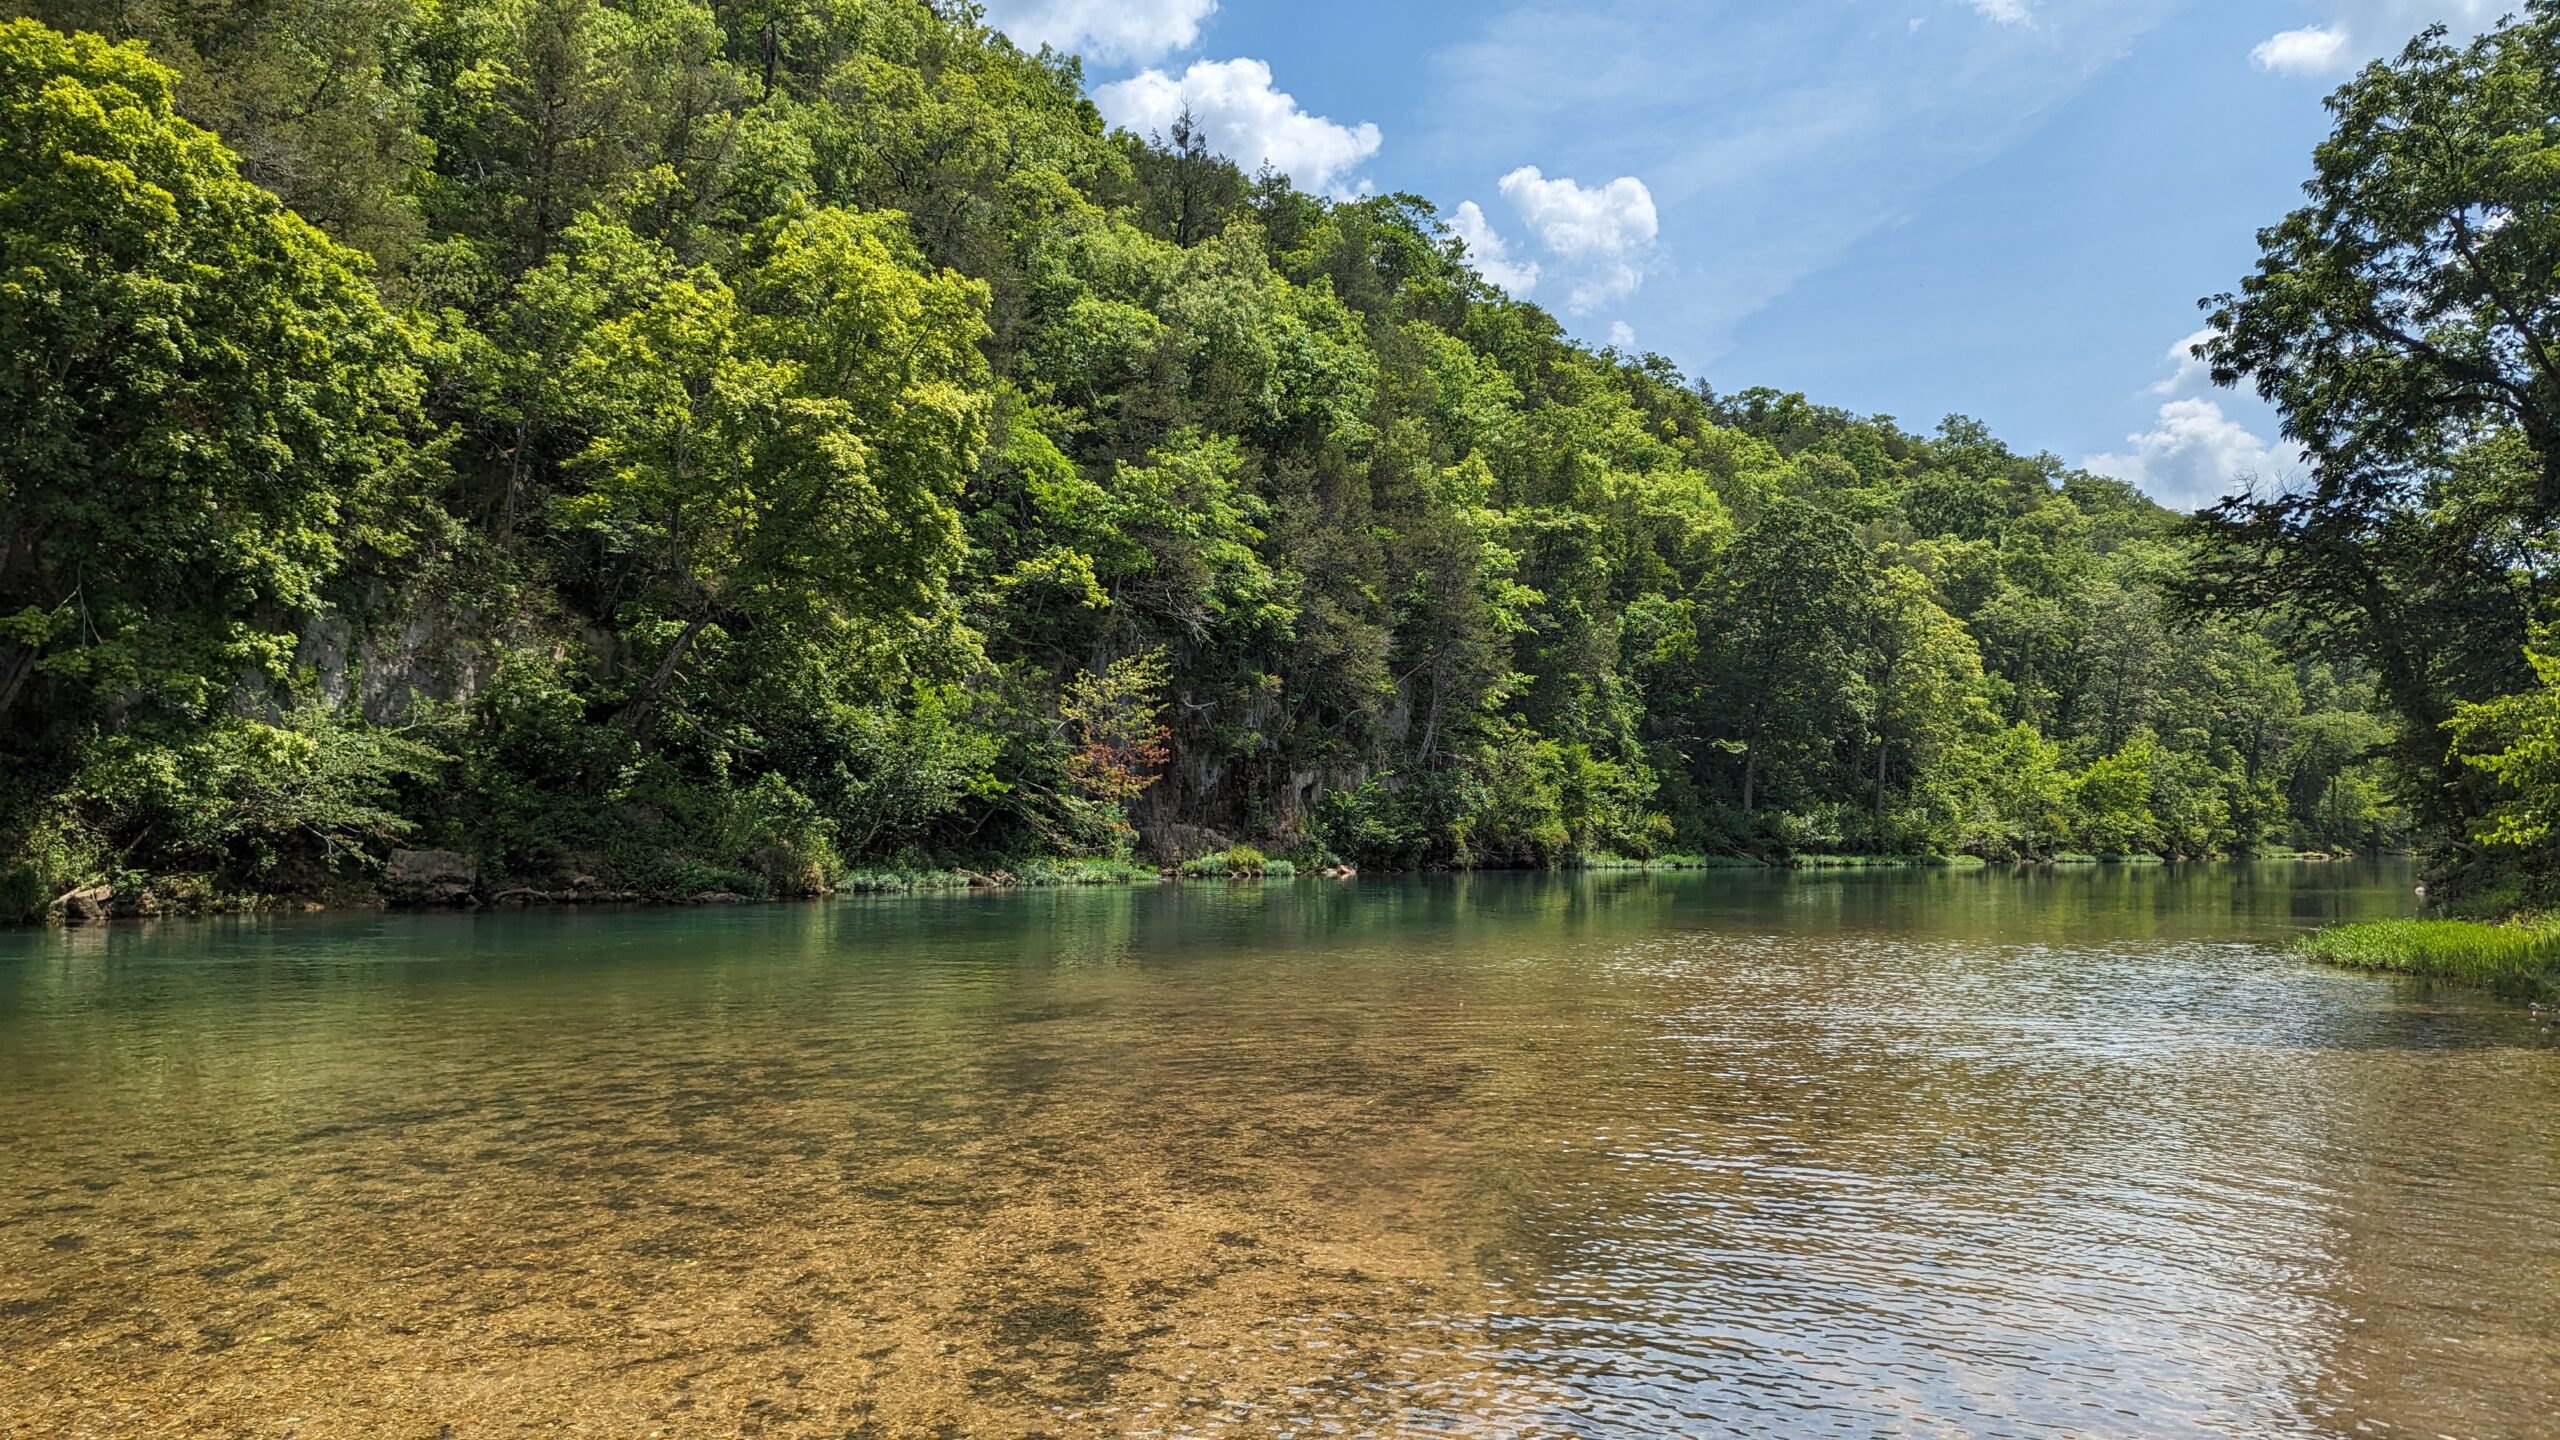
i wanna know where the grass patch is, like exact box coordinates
[1789,853,1969,870]
[1012,857,1157,887]
[838,867,978,894]
[842,857,1161,892]
[1179,846,1292,879]
[1579,853,1765,871]
[2296,918,2560,1002]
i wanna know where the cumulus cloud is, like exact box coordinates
[1495,167,1659,311]
[2146,327,2221,396]
[2250,1,2501,75]
[979,0,1216,65]
[2086,398,2301,510]
[1609,320,1638,349]
[1094,58,1382,195]
[1447,201,1542,295]
[1969,0,2035,25]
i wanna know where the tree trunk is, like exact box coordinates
[1874,730,1889,821]
[0,642,34,723]
[616,613,714,738]
[1740,737,1758,815]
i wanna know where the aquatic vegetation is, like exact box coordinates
[2297,919,2560,1002]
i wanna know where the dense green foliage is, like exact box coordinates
[2192,2,2560,908]
[0,3,2416,918]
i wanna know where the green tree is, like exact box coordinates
[0,20,426,796]
[1861,563,1990,841]
[1705,497,1870,816]
[558,205,989,734]
[2192,5,2560,861]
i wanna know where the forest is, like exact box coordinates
[4,0,2553,920]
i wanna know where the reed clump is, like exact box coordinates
[2296,918,2560,1001]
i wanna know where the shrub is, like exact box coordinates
[63,706,443,891]
[1179,845,1284,878]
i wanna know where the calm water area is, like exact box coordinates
[3,861,2556,1437]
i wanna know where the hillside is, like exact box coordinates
[0,2,2406,916]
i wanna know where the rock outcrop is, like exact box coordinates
[381,849,479,907]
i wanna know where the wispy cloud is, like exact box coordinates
[1420,0,2183,356]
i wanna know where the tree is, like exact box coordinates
[1059,649,1172,848]
[2203,6,2560,511]
[21,0,434,265]
[2447,626,2560,879]
[1861,564,1989,832]
[2191,6,2560,854]
[1705,498,1870,816]
[0,20,425,792]
[558,204,990,735]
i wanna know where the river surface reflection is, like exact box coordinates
[3,861,2555,1436]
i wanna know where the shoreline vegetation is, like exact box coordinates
[2297,919,2560,1005]
[0,10,2427,933]
[6,8,2558,972]
[31,846,2398,926]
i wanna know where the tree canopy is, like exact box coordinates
[0,2,2422,915]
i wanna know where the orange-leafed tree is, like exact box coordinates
[1060,651,1173,835]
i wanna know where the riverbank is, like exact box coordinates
[2299,918,2560,1003]
[20,846,2394,927]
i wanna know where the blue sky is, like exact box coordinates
[976,0,2509,511]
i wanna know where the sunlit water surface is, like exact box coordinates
[3,862,2556,1437]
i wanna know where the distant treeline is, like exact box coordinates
[24,0,2535,920]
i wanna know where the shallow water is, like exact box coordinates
[2,862,2555,1437]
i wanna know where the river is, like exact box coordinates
[3,861,2555,1437]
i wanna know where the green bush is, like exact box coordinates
[0,861,49,925]
[62,706,442,892]
[1179,845,1285,878]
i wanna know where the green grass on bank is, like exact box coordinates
[2297,918,2560,1002]
[1579,854,1767,871]
[1787,853,1991,870]
[838,858,1161,894]
[1177,847,1297,879]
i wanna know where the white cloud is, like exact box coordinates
[1094,58,1382,196]
[1447,200,1541,295]
[1496,166,1659,311]
[2146,327,2221,396]
[2250,1,2502,76]
[1969,0,2035,25]
[1609,320,1638,349]
[2252,24,2353,72]
[2085,398,2301,510]
[980,0,1216,65]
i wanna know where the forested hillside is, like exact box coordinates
[0,1,2413,919]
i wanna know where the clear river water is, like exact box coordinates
[3,861,2556,1438]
